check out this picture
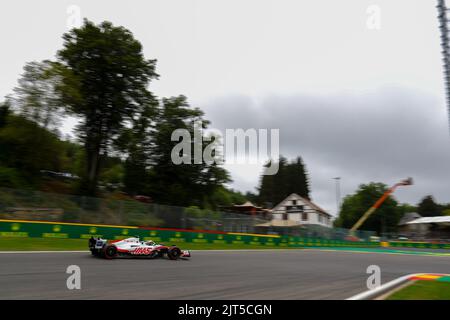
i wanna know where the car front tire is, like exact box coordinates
[167,247,181,260]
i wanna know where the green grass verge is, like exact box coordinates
[387,281,450,300]
[0,237,289,251]
[0,237,88,251]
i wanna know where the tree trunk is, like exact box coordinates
[82,139,102,196]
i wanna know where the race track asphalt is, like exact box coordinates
[0,249,449,300]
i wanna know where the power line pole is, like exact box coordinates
[437,0,450,133]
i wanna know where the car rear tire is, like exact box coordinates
[104,245,117,259]
[167,247,181,260]
[148,250,160,259]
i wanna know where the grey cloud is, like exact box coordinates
[200,87,450,215]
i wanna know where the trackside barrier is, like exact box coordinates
[2,219,448,249]
[387,241,450,250]
[0,219,385,248]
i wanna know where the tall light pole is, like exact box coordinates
[333,177,341,216]
[437,0,450,133]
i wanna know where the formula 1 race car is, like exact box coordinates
[88,236,191,260]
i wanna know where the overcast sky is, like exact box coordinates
[1,0,449,215]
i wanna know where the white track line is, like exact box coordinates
[1,248,449,255]
[302,248,450,257]
[0,249,300,254]
[190,249,299,252]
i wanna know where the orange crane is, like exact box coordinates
[350,177,413,233]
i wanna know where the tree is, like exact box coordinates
[257,162,277,208]
[0,100,10,128]
[285,156,310,199]
[56,20,158,195]
[12,61,62,130]
[257,156,310,207]
[417,195,441,217]
[100,163,124,191]
[122,156,148,195]
[333,182,402,234]
[58,139,85,177]
[115,102,155,195]
[244,191,258,204]
[149,95,230,206]
[397,203,417,217]
[0,113,65,186]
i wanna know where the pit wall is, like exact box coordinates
[0,219,448,249]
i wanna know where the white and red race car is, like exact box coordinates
[88,236,191,260]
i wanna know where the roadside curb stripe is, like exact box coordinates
[409,273,450,281]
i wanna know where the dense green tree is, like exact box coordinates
[257,162,277,208]
[257,156,310,207]
[228,189,247,205]
[0,113,64,186]
[0,100,10,128]
[397,203,418,217]
[149,96,230,206]
[285,156,310,199]
[0,99,84,189]
[333,182,402,234]
[56,19,158,195]
[100,163,124,191]
[417,195,441,217]
[12,61,62,130]
[122,156,148,195]
[58,139,85,176]
[115,103,155,195]
[244,191,258,204]
[0,20,235,210]
[209,187,247,208]
[0,166,25,188]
